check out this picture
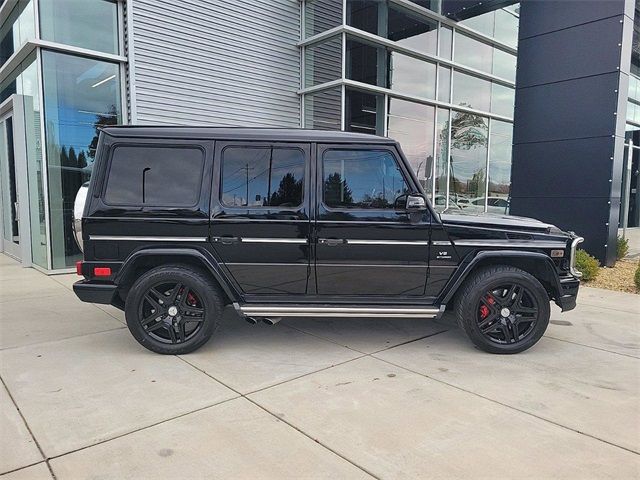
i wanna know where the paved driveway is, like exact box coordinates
[1,254,639,479]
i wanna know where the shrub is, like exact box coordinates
[635,263,640,291]
[617,236,629,260]
[575,249,600,281]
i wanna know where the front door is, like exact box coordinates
[210,142,312,296]
[314,144,431,297]
[0,113,21,260]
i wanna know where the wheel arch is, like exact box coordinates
[439,250,562,306]
[115,247,240,304]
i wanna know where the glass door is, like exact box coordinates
[0,113,21,260]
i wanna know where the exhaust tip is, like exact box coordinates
[245,317,259,325]
[262,317,282,326]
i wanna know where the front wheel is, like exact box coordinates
[125,265,223,354]
[454,265,550,354]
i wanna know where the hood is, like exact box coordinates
[439,210,559,234]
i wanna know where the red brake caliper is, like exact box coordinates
[479,295,495,320]
[187,292,197,306]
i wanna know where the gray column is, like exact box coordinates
[510,0,634,266]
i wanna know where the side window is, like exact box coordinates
[104,145,205,207]
[220,147,305,208]
[323,149,409,209]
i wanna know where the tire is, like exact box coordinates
[454,265,550,354]
[125,265,224,354]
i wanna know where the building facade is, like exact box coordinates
[0,0,637,271]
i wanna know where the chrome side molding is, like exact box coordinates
[453,239,568,249]
[89,235,207,242]
[569,236,584,278]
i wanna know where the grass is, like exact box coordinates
[585,259,640,294]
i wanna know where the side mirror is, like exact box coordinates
[406,194,427,211]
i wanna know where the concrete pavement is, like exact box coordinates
[1,254,639,479]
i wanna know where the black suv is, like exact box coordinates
[73,127,583,355]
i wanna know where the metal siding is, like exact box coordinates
[130,0,301,127]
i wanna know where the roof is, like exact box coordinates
[101,126,396,144]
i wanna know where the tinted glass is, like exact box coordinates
[323,149,409,209]
[221,147,304,208]
[305,0,343,38]
[346,38,383,87]
[388,4,437,55]
[0,0,35,67]
[448,111,488,210]
[40,0,119,54]
[305,36,342,87]
[304,87,341,130]
[345,88,384,134]
[104,146,204,207]
[488,120,513,212]
[389,51,435,98]
[434,108,450,208]
[347,0,379,35]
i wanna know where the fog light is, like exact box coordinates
[94,267,112,277]
[551,249,564,258]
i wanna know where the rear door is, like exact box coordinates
[314,144,431,297]
[210,141,311,296]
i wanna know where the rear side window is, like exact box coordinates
[220,146,305,208]
[104,145,205,207]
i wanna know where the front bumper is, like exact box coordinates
[556,276,580,311]
[73,280,117,305]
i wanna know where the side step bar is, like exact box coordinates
[236,304,444,319]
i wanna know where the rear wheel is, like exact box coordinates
[125,265,223,354]
[454,265,550,354]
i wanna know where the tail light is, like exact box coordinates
[76,261,83,276]
[93,267,112,277]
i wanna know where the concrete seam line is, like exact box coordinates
[544,335,640,360]
[0,376,56,479]
[0,461,47,477]
[0,326,127,352]
[371,356,640,456]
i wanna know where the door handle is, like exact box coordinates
[211,236,239,245]
[318,238,346,247]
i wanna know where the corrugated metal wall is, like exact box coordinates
[129,0,301,127]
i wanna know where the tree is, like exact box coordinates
[87,104,119,160]
[323,173,353,206]
[269,173,303,206]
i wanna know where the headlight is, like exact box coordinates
[73,183,89,252]
[569,236,584,278]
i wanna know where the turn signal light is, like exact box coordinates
[76,261,83,276]
[93,267,112,277]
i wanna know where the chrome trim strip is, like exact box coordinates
[345,239,429,246]
[225,262,309,267]
[432,240,452,246]
[569,236,584,278]
[89,235,207,242]
[240,238,308,244]
[316,263,427,268]
[453,239,567,249]
[240,305,440,318]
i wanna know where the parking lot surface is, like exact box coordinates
[1,254,639,479]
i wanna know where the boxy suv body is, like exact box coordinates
[74,127,583,355]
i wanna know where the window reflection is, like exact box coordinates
[42,51,121,268]
[40,0,119,55]
[346,38,383,87]
[437,66,451,103]
[448,111,488,211]
[386,98,434,192]
[389,51,435,98]
[388,3,438,55]
[452,71,491,112]
[434,108,449,209]
[491,83,515,117]
[305,87,342,130]
[0,0,35,67]
[305,0,343,38]
[488,120,513,214]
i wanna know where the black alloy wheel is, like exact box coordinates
[454,265,550,354]
[139,282,206,344]
[476,283,539,345]
[125,265,223,354]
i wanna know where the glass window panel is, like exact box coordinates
[388,3,438,55]
[437,66,451,103]
[491,83,515,117]
[323,149,409,209]
[42,51,122,268]
[305,0,343,38]
[104,146,204,207]
[487,120,513,213]
[221,147,304,208]
[346,37,383,87]
[448,111,488,210]
[407,0,440,13]
[347,0,379,35]
[389,52,435,98]
[40,0,119,54]
[305,36,342,88]
[454,32,493,73]
[304,87,342,130]
[0,0,35,67]
[434,108,449,210]
[494,8,519,48]
[452,71,491,112]
[386,98,434,191]
[629,75,640,101]
[439,25,453,60]
[493,48,517,82]
[345,88,384,134]
[458,11,495,38]
[628,101,637,124]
